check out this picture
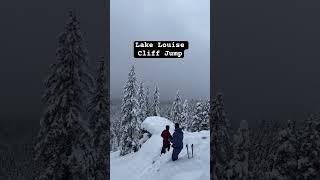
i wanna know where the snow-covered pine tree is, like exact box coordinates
[137,82,147,125]
[110,116,121,151]
[34,11,95,180]
[297,114,320,179]
[165,106,171,119]
[271,120,298,180]
[68,127,95,180]
[249,119,281,179]
[181,99,190,130]
[145,87,151,117]
[110,123,115,151]
[110,103,122,151]
[151,85,160,116]
[87,60,109,179]
[226,120,250,180]
[190,101,209,132]
[212,93,232,180]
[203,99,210,129]
[119,65,140,156]
[115,118,122,150]
[136,82,147,145]
[190,102,204,132]
[170,90,183,124]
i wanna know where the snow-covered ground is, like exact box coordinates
[111,116,210,180]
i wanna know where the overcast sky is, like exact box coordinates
[110,0,210,101]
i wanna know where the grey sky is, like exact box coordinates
[111,0,210,101]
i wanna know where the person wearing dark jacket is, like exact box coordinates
[170,123,184,161]
[161,125,172,154]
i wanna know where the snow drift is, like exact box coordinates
[141,116,175,135]
[111,116,210,180]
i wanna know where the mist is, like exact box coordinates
[110,0,210,101]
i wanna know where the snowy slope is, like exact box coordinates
[111,116,210,180]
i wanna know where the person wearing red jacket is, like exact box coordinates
[161,125,172,154]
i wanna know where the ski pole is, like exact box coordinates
[191,144,193,158]
[186,144,189,159]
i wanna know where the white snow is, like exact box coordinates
[141,116,175,134]
[111,116,210,180]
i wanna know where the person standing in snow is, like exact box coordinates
[170,123,184,161]
[161,125,172,154]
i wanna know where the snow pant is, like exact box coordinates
[172,147,183,161]
[161,142,170,154]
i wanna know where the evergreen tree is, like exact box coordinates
[191,101,208,132]
[165,106,171,120]
[110,103,122,151]
[137,82,147,124]
[119,65,140,156]
[271,120,298,180]
[249,119,281,179]
[203,99,210,129]
[226,120,250,180]
[87,60,109,179]
[152,86,160,116]
[170,90,183,124]
[190,102,204,132]
[34,11,95,180]
[297,114,320,179]
[136,82,147,145]
[212,93,232,180]
[111,117,121,151]
[110,123,115,151]
[181,99,190,130]
[145,87,151,117]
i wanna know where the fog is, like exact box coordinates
[110,0,210,101]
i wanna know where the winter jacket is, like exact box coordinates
[161,130,172,145]
[171,128,183,149]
